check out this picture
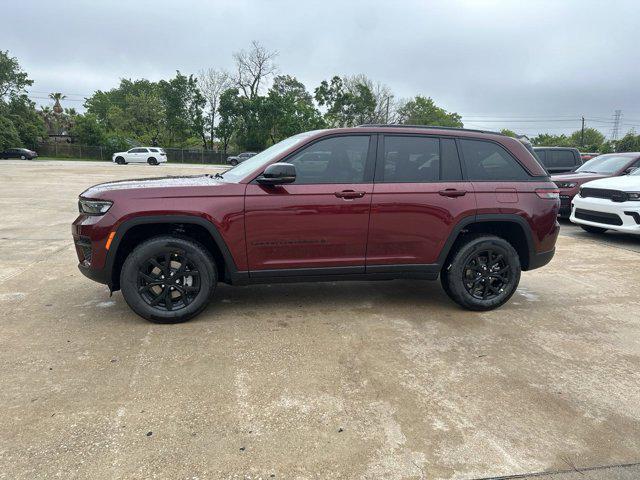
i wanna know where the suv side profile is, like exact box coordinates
[72,126,560,323]
[533,147,582,174]
[113,147,167,165]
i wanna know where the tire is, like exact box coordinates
[120,236,217,323]
[441,235,521,311]
[20,155,26,160]
[115,156,126,165]
[147,157,158,165]
[580,225,608,234]
[230,159,238,166]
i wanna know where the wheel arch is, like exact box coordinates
[107,215,240,290]
[438,214,535,271]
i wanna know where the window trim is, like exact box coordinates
[250,133,377,185]
[456,137,537,182]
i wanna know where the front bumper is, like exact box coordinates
[570,196,640,234]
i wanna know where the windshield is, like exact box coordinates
[575,155,632,174]
[221,131,320,182]
[631,166,640,176]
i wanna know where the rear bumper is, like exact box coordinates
[528,248,555,270]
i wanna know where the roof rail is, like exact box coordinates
[355,124,505,136]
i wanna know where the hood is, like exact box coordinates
[80,174,223,199]
[581,175,640,191]
[550,172,607,183]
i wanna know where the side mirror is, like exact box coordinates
[257,163,296,185]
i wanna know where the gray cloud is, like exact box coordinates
[4,0,640,137]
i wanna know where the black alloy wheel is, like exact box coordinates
[120,236,217,323]
[462,249,511,300]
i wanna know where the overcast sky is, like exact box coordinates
[4,0,640,137]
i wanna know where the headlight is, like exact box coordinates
[555,182,577,188]
[78,199,113,215]
[627,192,640,201]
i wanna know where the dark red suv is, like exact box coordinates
[72,126,560,323]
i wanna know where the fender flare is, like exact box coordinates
[436,214,535,270]
[106,214,241,285]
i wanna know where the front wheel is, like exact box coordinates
[230,159,238,166]
[20,155,26,160]
[580,225,607,234]
[441,235,521,311]
[120,236,217,323]
[115,156,126,165]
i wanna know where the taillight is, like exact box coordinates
[535,188,560,199]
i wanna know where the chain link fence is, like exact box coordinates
[36,143,232,165]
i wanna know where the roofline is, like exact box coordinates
[355,124,506,136]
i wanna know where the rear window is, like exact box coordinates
[459,139,530,181]
[548,150,576,168]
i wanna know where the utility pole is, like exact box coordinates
[580,116,585,147]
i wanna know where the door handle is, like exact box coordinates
[335,190,366,199]
[438,189,467,198]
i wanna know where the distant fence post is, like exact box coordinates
[79,145,82,159]
[55,142,58,157]
[100,146,103,161]
[181,149,184,163]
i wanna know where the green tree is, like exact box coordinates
[616,131,640,152]
[531,133,569,147]
[159,72,206,147]
[396,95,463,127]
[315,75,376,127]
[0,115,21,150]
[0,50,32,100]
[500,128,517,137]
[71,113,106,145]
[0,51,45,149]
[568,127,605,150]
[216,88,242,154]
[265,75,325,143]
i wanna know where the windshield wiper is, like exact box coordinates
[213,172,224,179]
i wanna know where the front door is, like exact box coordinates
[244,134,375,274]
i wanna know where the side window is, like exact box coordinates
[287,136,370,184]
[380,136,440,182]
[459,139,530,181]
[549,150,575,168]
[441,138,462,181]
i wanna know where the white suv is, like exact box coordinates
[570,167,640,235]
[113,147,167,165]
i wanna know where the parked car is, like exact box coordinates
[580,152,600,161]
[73,126,560,323]
[533,147,582,174]
[112,147,167,165]
[227,152,257,166]
[570,167,640,235]
[551,153,640,216]
[0,148,37,160]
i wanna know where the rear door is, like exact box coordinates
[366,135,475,268]
[244,134,376,274]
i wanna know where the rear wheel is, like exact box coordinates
[147,157,158,165]
[20,155,26,160]
[442,235,521,311]
[120,236,217,323]
[580,225,608,234]
[115,156,126,165]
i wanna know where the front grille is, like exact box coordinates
[575,208,623,226]
[560,194,571,206]
[580,188,628,202]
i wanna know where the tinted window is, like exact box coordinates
[287,136,370,184]
[534,149,546,163]
[548,150,576,168]
[459,139,530,181]
[148,148,158,152]
[380,136,440,182]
